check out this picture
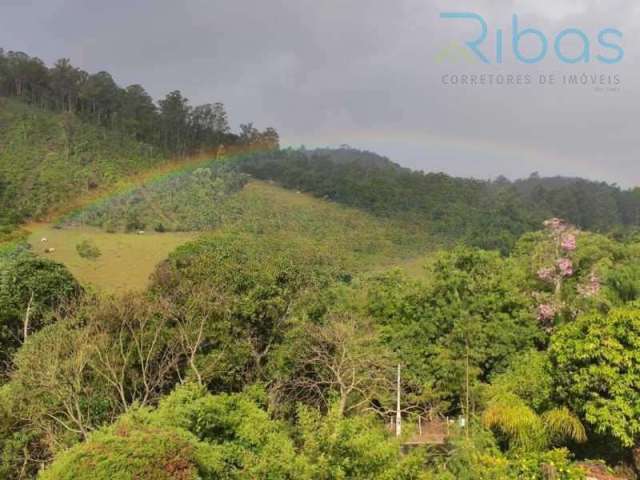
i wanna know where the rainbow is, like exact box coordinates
[31,129,622,228]
[283,129,616,184]
[32,144,273,226]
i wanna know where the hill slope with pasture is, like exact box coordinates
[28,180,433,291]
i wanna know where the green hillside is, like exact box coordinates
[58,162,248,233]
[235,148,640,252]
[27,180,432,292]
[0,98,166,227]
[0,48,280,240]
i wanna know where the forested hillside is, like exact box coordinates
[0,98,165,227]
[0,48,279,236]
[236,148,640,252]
[3,47,637,256]
[0,49,278,156]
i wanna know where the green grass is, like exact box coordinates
[27,224,197,292]
[388,254,432,280]
[216,180,434,272]
[27,180,434,291]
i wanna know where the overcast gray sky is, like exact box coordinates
[0,0,637,186]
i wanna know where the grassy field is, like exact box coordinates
[24,180,433,292]
[27,224,197,292]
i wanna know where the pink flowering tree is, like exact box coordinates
[528,219,609,331]
[533,219,580,330]
[577,272,601,298]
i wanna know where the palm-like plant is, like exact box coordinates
[541,406,587,445]
[482,392,586,452]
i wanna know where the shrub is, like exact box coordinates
[0,251,80,365]
[38,420,213,480]
[76,239,101,260]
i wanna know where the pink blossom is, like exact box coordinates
[537,267,555,282]
[537,303,556,322]
[557,258,573,277]
[561,234,577,252]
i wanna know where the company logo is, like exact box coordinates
[439,13,624,65]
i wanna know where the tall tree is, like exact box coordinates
[158,90,190,155]
[119,84,158,143]
[212,102,230,134]
[0,254,80,368]
[277,314,395,416]
[48,58,86,112]
[78,71,121,124]
[1,51,47,102]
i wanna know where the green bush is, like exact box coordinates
[38,420,213,480]
[76,239,101,260]
[0,250,80,366]
[41,384,429,480]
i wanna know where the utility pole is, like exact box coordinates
[465,340,470,439]
[396,364,402,438]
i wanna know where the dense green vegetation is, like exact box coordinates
[60,163,249,232]
[0,245,80,369]
[235,148,640,252]
[0,98,165,227]
[3,209,640,478]
[0,48,279,233]
[0,49,278,156]
[4,50,640,480]
[40,384,424,480]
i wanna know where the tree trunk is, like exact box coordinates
[23,291,34,342]
[541,463,558,480]
[396,364,402,437]
[338,388,347,417]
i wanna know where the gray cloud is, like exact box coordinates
[0,0,636,185]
